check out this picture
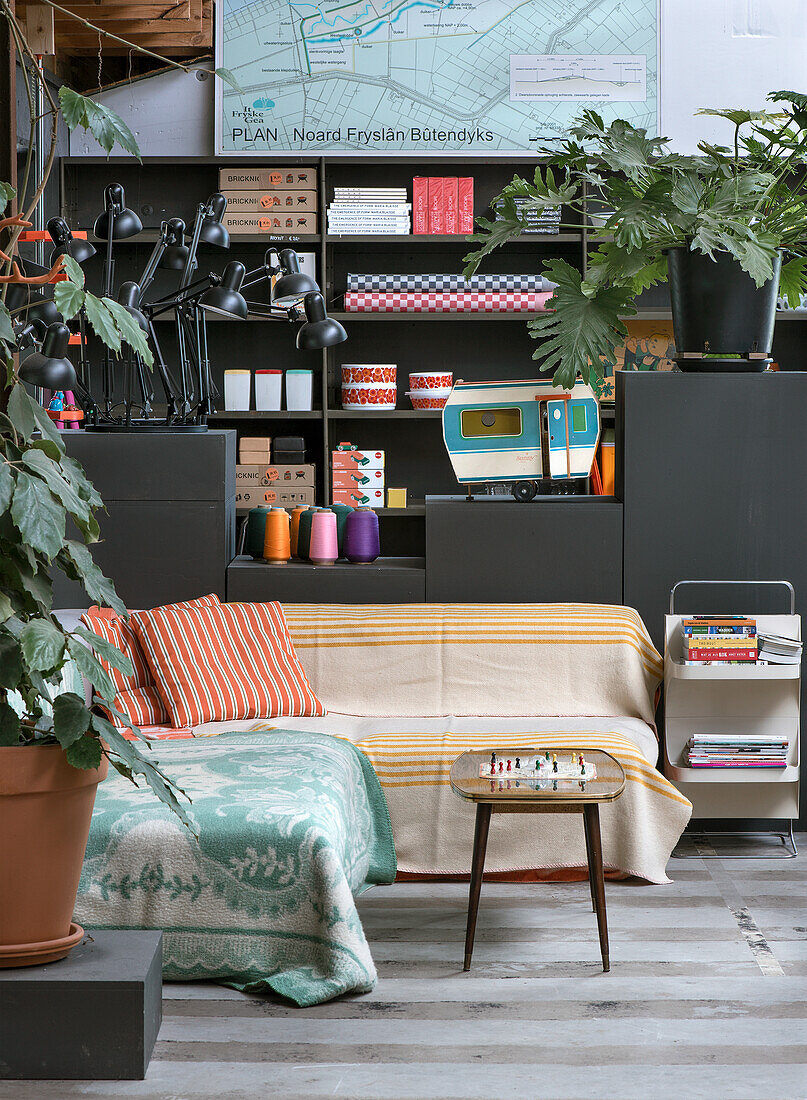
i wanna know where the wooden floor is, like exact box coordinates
[1,833,805,1100]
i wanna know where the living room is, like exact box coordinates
[1,2,806,1099]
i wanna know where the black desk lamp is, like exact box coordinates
[296,292,347,349]
[18,322,77,390]
[47,216,96,265]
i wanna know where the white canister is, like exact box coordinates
[224,369,251,411]
[255,369,282,411]
[286,369,313,411]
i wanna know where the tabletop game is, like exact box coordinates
[478,751,597,780]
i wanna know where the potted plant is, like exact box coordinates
[464,91,807,388]
[0,9,242,965]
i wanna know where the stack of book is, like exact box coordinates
[686,733,789,768]
[681,616,757,664]
[495,197,562,234]
[757,632,803,664]
[327,188,410,235]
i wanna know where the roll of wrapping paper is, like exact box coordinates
[289,505,308,558]
[263,507,291,564]
[330,503,354,557]
[246,507,272,560]
[343,507,380,563]
[309,509,338,565]
[296,506,316,561]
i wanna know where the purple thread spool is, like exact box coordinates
[343,507,380,564]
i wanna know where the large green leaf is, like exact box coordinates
[526,259,635,391]
[66,637,116,702]
[29,399,66,452]
[73,625,134,678]
[61,254,85,289]
[0,181,15,216]
[84,293,121,355]
[93,715,196,833]
[0,632,23,688]
[58,88,142,161]
[7,383,36,441]
[60,454,103,509]
[20,618,65,672]
[723,230,780,287]
[58,541,126,616]
[20,449,92,531]
[11,473,65,560]
[779,256,807,308]
[52,691,91,749]
[0,699,21,746]
[0,462,14,513]
[0,301,14,348]
[53,279,85,321]
[103,298,154,367]
[462,198,524,278]
[65,734,103,770]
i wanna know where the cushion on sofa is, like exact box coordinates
[282,603,663,722]
[130,601,326,727]
[80,594,221,726]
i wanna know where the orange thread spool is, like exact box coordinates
[262,507,291,564]
[289,505,307,558]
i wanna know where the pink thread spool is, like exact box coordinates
[309,509,338,565]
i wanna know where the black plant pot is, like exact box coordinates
[666,246,781,371]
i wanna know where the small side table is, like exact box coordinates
[450,748,626,972]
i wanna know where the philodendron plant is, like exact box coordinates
[463,90,807,391]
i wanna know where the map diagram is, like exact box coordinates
[216,0,658,154]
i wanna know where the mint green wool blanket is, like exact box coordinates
[75,731,396,1006]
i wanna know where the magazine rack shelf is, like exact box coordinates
[663,582,800,852]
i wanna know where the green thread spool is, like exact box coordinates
[330,503,354,558]
[246,507,271,560]
[296,506,317,561]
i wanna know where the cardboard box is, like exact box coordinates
[331,467,385,490]
[236,486,316,512]
[386,487,407,508]
[222,190,318,212]
[332,487,384,508]
[222,213,318,234]
[236,464,315,490]
[331,447,384,470]
[219,167,318,191]
[239,437,272,463]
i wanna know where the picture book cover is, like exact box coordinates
[599,319,676,401]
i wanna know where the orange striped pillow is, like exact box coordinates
[130,602,325,727]
[80,595,221,726]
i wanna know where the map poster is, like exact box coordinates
[215,0,659,155]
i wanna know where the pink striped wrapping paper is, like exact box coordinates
[343,290,554,312]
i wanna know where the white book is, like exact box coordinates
[329,204,412,213]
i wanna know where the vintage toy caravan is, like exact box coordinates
[442,378,600,501]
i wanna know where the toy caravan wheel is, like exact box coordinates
[512,480,537,503]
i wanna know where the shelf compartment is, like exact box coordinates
[208,411,322,420]
[666,658,800,680]
[326,233,580,244]
[327,409,442,419]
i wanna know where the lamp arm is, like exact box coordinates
[179,203,206,290]
[144,274,217,315]
[136,236,168,301]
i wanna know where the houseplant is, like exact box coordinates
[464,91,807,390]
[0,2,243,965]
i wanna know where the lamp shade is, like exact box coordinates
[272,248,318,306]
[25,292,60,329]
[47,216,96,265]
[4,283,29,313]
[93,183,143,241]
[19,322,77,390]
[118,281,149,332]
[199,193,229,249]
[158,218,189,270]
[199,261,248,319]
[296,292,347,350]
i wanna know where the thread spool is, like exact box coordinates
[343,507,380,564]
[309,508,338,565]
[263,507,291,564]
[246,507,271,560]
[289,505,307,558]
[330,503,354,558]
[296,506,316,561]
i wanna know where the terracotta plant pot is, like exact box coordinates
[0,744,108,968]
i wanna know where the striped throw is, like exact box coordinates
[80,594,221,726]
[283,603,663,724]
[131,602,326,727]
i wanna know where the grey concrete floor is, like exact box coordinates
[1,833,805,1100]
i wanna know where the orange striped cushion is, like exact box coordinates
[130,602,326,727]
[80,595,221,726]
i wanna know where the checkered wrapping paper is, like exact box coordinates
[346,273,549,292]
[343,290,554,312]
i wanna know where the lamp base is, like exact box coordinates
[84,421,209,433]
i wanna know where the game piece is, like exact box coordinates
[498,761,503,773]
[490,752,496,775]
[506,759,512,772]
[552,754,558,773]
[515,757,521,769]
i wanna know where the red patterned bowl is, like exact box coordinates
[342,383,397,408]
[342,364,397,385]
[409,371,453,391]
[407,390,451,410]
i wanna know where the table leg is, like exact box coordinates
[583,803,610,972]
[464,803,492,971]
[581,809,596,913]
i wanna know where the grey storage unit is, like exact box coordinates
[425,496,623,604]
[54,430,236,609]
[227,556,425,603]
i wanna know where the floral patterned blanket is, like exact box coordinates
[75,730,396,1006]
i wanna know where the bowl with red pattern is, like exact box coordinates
[409,371,453,391]
[342,364,397,385]
[407,388,451,410]
[342,382,397,409]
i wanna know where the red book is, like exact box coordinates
[687,649,757,661]
[444,177,458,233]
[428,177,445,234]
[458,176,474,233]
[412,176,428,234]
